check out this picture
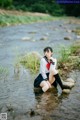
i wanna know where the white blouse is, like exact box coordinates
[39,57,57,80]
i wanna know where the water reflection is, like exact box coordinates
[34,88,61,113]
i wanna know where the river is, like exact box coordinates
[0,19,80,120]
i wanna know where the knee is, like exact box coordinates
[44,82,49,89]
[42,82,50,92]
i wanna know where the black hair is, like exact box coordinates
[44,47,53,53]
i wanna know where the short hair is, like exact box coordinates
[44,47,53,53]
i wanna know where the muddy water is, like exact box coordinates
[0,19,80,120]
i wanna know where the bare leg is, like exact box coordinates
[40,81,50,92]
[46,81,51,88]
[49,70,55,85]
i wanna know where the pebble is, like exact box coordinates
[62,89,70,94]
[40,37,48,41]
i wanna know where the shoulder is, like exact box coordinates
[40,57,47,64]
[41,57,46,62]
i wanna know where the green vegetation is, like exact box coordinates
[20,52,41,73]
[72,28,80,35]
[58,41,80,78]
[0,65,9,79]
[0,0,80,16]
[0,13,59,26]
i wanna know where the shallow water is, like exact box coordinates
[0,19,80,120]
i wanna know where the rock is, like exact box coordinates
[22,37,31,41]
[72,29,76,32]
[65,78,75,83]
[29,109,35,116]
[77,35,80,39]
[44,33,49,36]
[64,36,72,40]
[63,81,75,88]
[64,66,68,70]
[36,105,40,109]
[62,89,70,94]
[59,24,63,27]
[66,29,71,33]
[28,31,37,34]
[40,37,48,41]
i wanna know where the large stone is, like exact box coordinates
[63,81,75,88]
[65,78,75,83]
[64,36,72,40]
[66,29,71,33]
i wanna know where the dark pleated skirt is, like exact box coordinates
[34,73,49,87]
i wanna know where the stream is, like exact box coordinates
[0,19,80,120]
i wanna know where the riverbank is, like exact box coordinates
[58,41,80,79]
[0,9,59,26]
[0,9,80,27]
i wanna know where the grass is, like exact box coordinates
[0,65,9,79]
[58,41,80,78]
[20,52,41,73]
[0,13,59,26]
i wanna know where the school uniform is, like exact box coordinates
[34,56,58,87]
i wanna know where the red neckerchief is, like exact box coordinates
[46,62,51,70]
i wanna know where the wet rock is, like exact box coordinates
[66,29,71,33]
[28,31,37,34]
[63,81,75,88]
[36,105,40,109]
[29,109,35,116]
[22,37,31,41]
[65,78,75,83]
[62,89,70,94]
[77,35,80,39]
[44,33,49,36]
[64,36,72,40]
[59,24,63,27]
[40,37,48,41]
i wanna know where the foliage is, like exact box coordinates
[0,65,9,80]
[0,0,13,7]
[20,52,41,73]
[58,42,80,71]
[0,0,80,16]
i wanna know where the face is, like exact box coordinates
[44,49,53,59]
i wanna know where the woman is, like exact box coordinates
[34,47,71,92]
